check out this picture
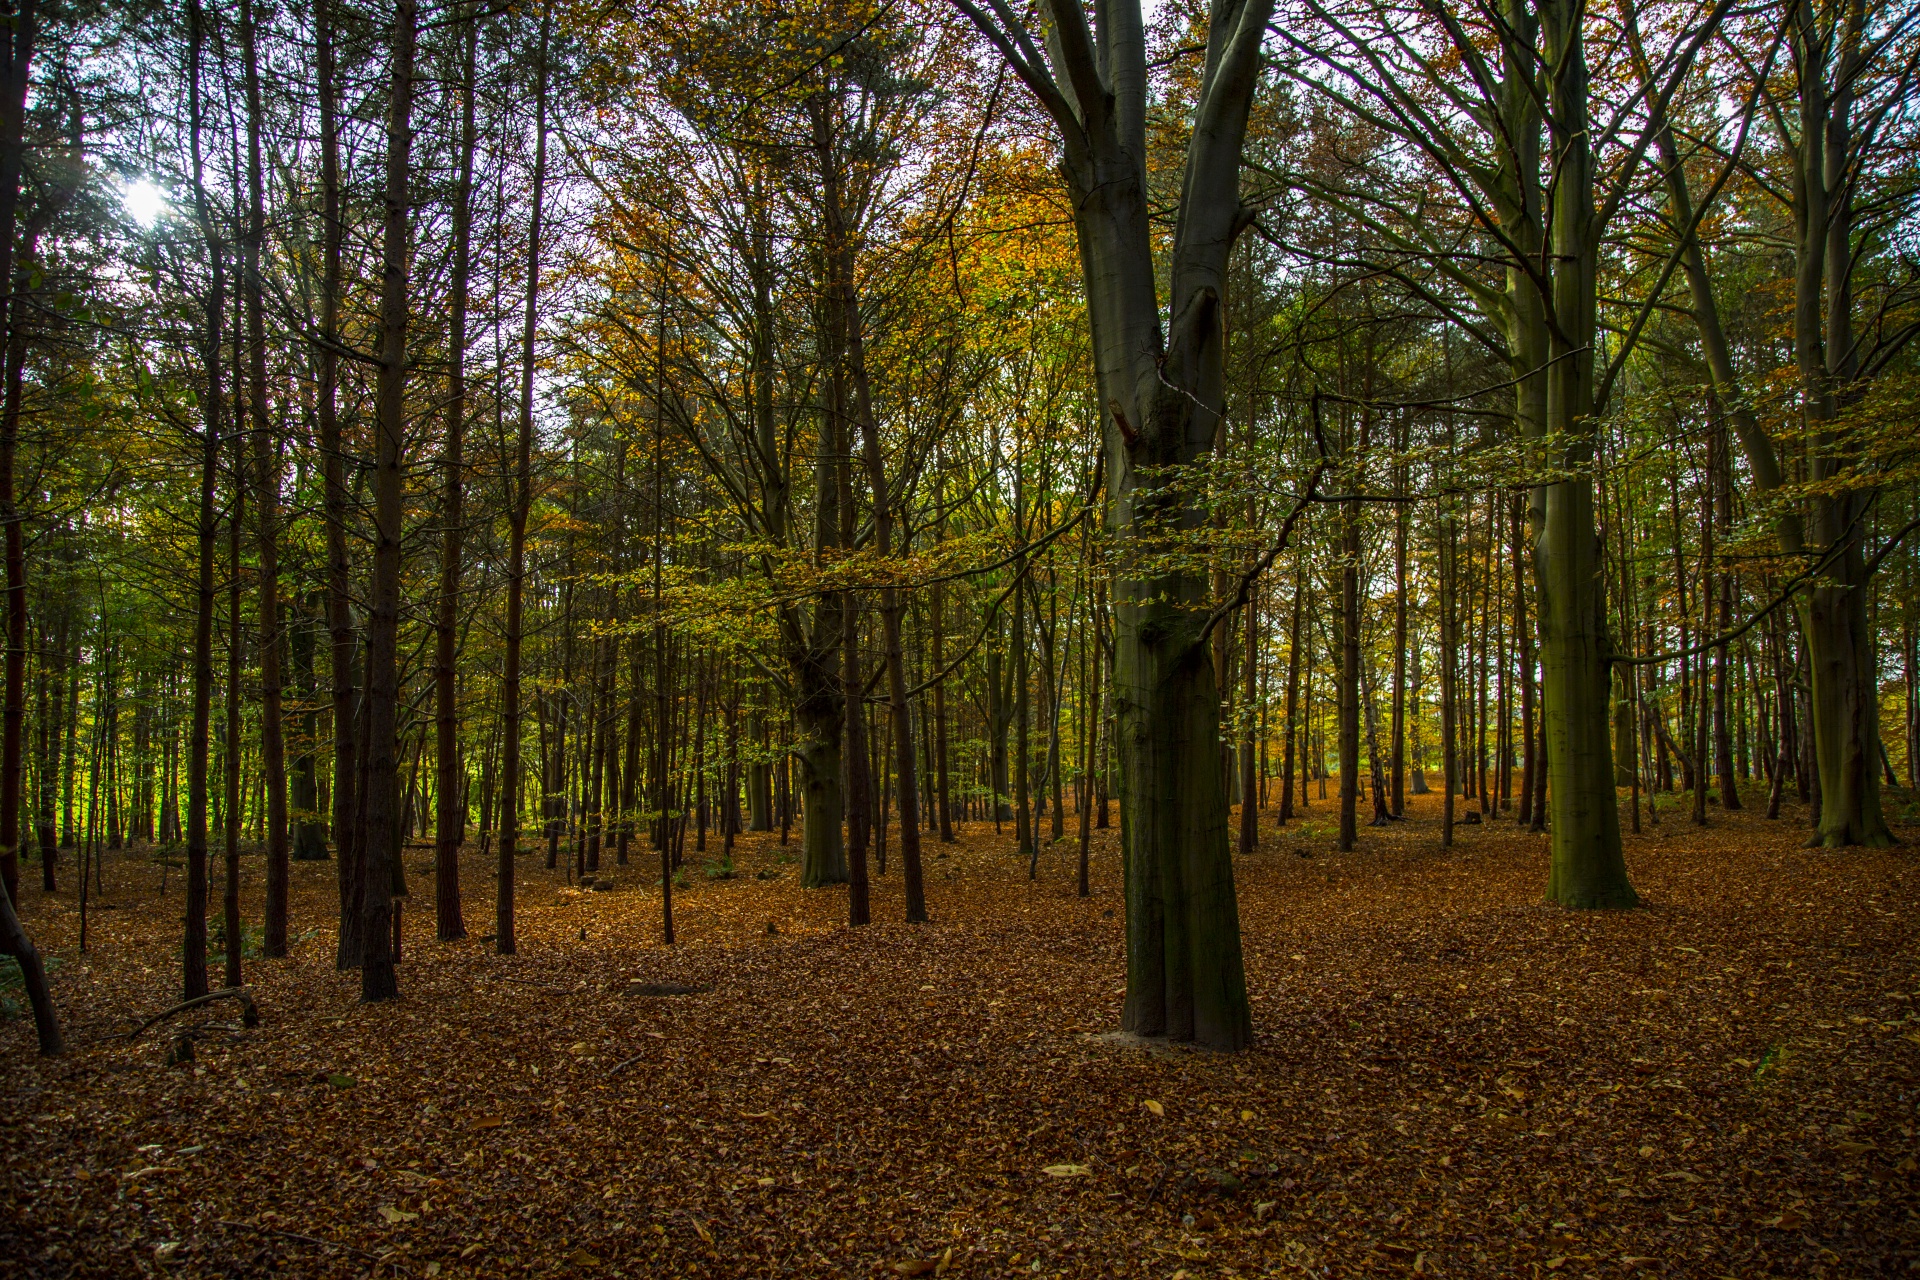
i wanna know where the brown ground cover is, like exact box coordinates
[2,791,1916,1278]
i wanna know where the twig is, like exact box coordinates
[123,988,257,1041]
[609,1053,647,1075]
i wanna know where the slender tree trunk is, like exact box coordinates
[318,0,361,968]
[240,0,291,956]
[844,259,924,921]
[498,4,552,953]
[433,7,478,941]
[0,0,38,914]
[1279,563,1302,825]
[182,0,220,1006]
[1338,449,1360,851]
[359,0,418,1002]
[1238,582,1259,851]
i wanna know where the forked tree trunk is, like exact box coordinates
[955,0,1271,1047]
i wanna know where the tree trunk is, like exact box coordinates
[359,0,418,1002]
[317,0,361,968]
[182,0,219,1006]
[238,0,291,956]
[498,3,551,953]
[432,6,478,941]
[1538,0,1635,906]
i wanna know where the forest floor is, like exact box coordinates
[2,788,1917,1279]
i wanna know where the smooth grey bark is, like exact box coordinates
[1537,0,1635,908]
[954,0,1270,1048]
[1790,0,1893,847]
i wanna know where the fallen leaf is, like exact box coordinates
[377,1206,417,1224]
[1142,1099,1164,1117]
[568,1247,601,1267]
[1041,1163,1091,1177]
[326,1073,355,1089]
[892,1261,936,1276]
[692,1218,714,1245]
[1833,1140,1876,1157]
[469,1116,504,1130]
[1762,1207,1808,1230]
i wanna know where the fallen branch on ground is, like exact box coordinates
[123,988,258,1040]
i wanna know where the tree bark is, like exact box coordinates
[499,2,552,953]
[433,6,479,941]
[1537,0,1635,907]
[952,0,1273,1046]
[359,0,418,1002]
[240,0,291,956]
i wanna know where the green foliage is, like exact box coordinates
[209,918,265,962]
[1754,1043,1791,1083]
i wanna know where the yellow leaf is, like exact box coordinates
[1142,1099,1165,1117]
[935,1245,954,1276]
[692,1219,714,1245]
[893,1262,936,1276]
[377,1206,418,1224]
[1240,1109,1255,1121]
[470,1116,504,1130]
[568,1247,601,1267]
[1833,1141,1876,1157]
[1041,1163,1091,1177]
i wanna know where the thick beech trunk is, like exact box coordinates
[965,0,1275,1047]
[1538,0,1635,907]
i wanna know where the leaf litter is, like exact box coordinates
[2,792,1916,1277]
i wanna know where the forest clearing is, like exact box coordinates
[4,796,1917,1278]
